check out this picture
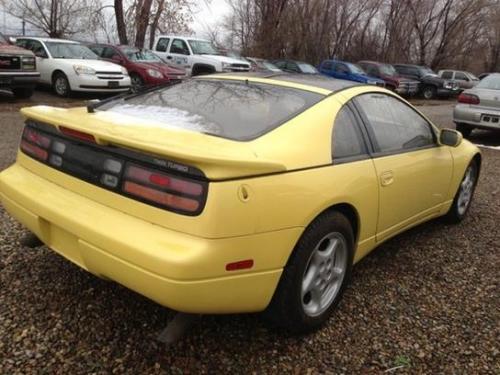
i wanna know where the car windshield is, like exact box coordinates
[380,64,397,77]
[99,80,323,141]
[45,42,97,59]
[121,47,161,62]
[188,40,219,55]
[298,63,318,74]
[476,75,500,90]
[263,61,281,71]
[347,63,365,75]
[419,67,437,77]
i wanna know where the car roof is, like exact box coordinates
[207,72,360,93]
[17,36,78,44]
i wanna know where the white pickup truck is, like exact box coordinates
[152,35,250,76]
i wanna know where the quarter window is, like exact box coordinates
[355,93,435,153]
[332,106,367,161]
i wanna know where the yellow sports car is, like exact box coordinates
[0,73,480,333]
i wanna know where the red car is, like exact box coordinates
[358,60,420,96]
[88,44,186,91]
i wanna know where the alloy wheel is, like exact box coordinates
[301,232,348,317]
[457,164,477,215]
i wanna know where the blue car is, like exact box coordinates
[319,60,385,86]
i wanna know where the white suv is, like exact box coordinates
[152,35,250,76]
[15,37,131,97]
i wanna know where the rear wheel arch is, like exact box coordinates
[299,203,360,258]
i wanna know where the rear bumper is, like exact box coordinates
[0,163,293,314]
[453,104,500,131]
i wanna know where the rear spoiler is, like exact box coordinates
[21,106,287,180]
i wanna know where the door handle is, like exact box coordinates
[380,171,394,187]
[166,56,172,60]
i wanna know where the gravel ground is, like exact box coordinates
[0,93,499,374]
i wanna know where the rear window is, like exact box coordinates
[100,79,323,141]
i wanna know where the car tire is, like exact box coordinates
[53,72,72,97]
[422,85,437,100]
[12,87,34,99]
[264,211,354,334]
[456,123,473,138]
[130,73,144,93]
[444,159,479,224]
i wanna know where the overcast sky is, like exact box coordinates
[191,0,230,37]
[0,0,230,39]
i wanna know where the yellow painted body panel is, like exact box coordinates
[0,76,481,313]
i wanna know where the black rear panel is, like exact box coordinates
[21,120,208,216]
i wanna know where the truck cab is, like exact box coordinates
[152,35,250,76]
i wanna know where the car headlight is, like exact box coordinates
[21,56,36,70]
[73,65,96,75]
[120,67,129,76]
[221,62,232,71]
[147,69,163,78]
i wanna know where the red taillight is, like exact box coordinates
[123,181,200,212]
[59,126,96,143]
[126,164,203,196]
[20,140,48,161]
[123,164,206,214]
[458,93,480,105]
[24,128,51,148]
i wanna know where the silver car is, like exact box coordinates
[453,73,500,137]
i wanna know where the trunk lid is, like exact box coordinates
[21,106,286,180]
[473,88,500,110]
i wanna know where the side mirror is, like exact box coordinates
[440,128,463,147]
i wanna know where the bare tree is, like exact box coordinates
[1,0,99,37]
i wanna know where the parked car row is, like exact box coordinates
[238,54,472,99]
[2,34,247,98]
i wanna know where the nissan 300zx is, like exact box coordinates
[0,73,481,333]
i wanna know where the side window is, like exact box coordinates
[274,60,286,69]
[409,68,420,77]
[286,62,300,72]
[88,45,104,56]
[455,72,468,81]
[355,93,435,154]
[366,65,379,77]
[170,39,190,55]
[322,61,333,70]
[441,71,453,79]
[156,37,170,52]
[102,47,117,59]
[334,63,349,74]
[332,106,367,161]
